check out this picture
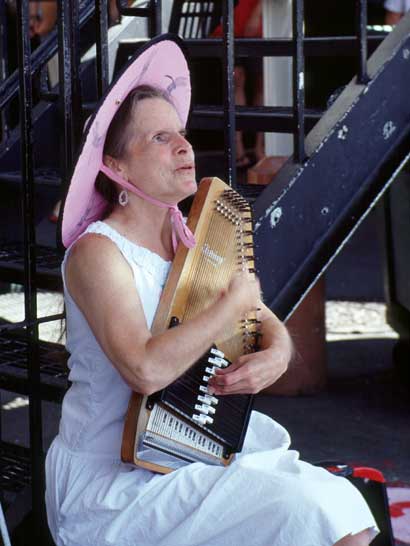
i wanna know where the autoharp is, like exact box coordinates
[121,177,259,474]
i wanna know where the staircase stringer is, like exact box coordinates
[253,13,410,320]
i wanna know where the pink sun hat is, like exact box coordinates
[61,34,191,248]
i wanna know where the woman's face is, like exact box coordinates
[118,97,197,204]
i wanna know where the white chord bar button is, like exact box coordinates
[192,414,214,426]
[208,356,229,368]
[210,347,224,358]
[194,403,216,415]
[198,394,219,406]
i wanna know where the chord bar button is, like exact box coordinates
[208,356,229,368]
[192,414,214,426]
[210,347,224,358]
[198,394,219,406]
[194,403,216,415]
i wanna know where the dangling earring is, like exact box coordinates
[118,189,129,207]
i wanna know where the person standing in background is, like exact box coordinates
[384,0,410,24]
[213,0,265,170]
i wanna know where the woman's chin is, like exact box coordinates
[181,178,198,197]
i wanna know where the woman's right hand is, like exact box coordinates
[224,272,261,316]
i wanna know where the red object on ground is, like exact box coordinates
[352,467,386,483]
[390,502,410,518]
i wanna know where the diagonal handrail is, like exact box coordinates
[0,0,95,110]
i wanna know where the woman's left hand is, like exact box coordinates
[207,346,288,396]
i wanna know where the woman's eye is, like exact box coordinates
[153,133,168,143]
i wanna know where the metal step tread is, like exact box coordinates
[0,168,61,187]
[0,332,69,400]
[235,183,266,204]
[0,242,62,289]
[0,442,31,498]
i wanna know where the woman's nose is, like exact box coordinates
[175,133,191,154]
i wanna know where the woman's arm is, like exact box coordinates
[66,234,260,395]
[208,302,293,395]
[385,9,403,25]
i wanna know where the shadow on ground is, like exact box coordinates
[255,337,409,484]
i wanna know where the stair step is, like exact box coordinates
[0,332,68,401]
[0,442,31,500]
[116,36,386,61]
[82,101,321,133]
[190,105,322,133]
[237,183,266,203]
[0,169,61,187]
[0,441,33,534]
[0,242,62,290]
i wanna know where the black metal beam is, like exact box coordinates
[113,35,386,64]
[189,105,321,133]
[0,1,95,110]
[96,0,110,98]
[252,16,410,321]
[221,0,236,189]
[356,0,370,83]
[15,0,45,541]
[149,0,162,36]
[292,0,306,162]
[56,0,83,249]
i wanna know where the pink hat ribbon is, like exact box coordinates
[100,164,196,253]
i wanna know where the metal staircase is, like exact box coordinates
[0,1,408,543]
[253,16,410,319]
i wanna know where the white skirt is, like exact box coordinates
[45,411,379,546]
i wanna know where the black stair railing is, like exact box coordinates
[112,6,388,194]
[117,0,162,36]
[14,0,45,539]
[0,1,95,113]
[293,0,305,163]
[0,1,161,542]
[253,13,410,320]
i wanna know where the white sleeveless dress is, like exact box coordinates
[45,221,378,546]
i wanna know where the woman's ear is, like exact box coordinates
[103,155,128,179]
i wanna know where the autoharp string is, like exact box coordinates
[174,196,255,417]
[187,194,253,357]
[172,197,240,416]
[179,200,224,322]
[181,197,238,347]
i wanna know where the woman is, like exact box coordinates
[45,35,378,546]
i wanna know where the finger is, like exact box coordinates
[209,365,248,387]
[210,378,248,395]
[211,378,261,396]
[213,358,247,376]
[210,361,263,390]
[215,352,260,374]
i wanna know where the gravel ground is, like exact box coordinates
[0,290,398,344]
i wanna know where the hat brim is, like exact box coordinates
[61,34,191,248]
